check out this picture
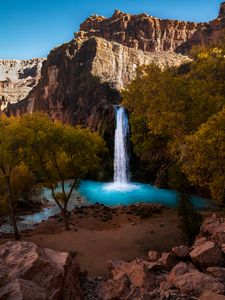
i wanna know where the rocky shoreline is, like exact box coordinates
[1,215,225,299]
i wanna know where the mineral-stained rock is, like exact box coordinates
[0,59,45,110]
[0,241,83,300]
[168,262,225,296]
[190,240,225,267]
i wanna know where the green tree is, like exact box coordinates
[0,115,25,239]
[181,108,225,204]
[20,114,106,230]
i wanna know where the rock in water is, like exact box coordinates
[0,241,83,300]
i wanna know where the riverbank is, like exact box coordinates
[0,203,217,277]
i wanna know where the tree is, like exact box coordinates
[181,108,225,205]
[177,193,202,246]
[20,114,106,230]
[122,45,225,190]
[0,115,25,239]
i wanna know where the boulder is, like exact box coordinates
[199,290,225,300]
[157,252,177,271]
[148,250,160,262]
[190,241,225,267]
[207,267,225,283]
[172,245,190,258]
[0,241,83,300]
[98,260,156,299]
[200,216,225,244]
[168,262,225,296]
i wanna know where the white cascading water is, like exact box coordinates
[104,106,137,191]
[114,106,130,184]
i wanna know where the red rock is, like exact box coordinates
[169,262,225,296]
[190,241,225,267]
[148,250,160,262]
[157,252,177,271]
[172,245,190,258]
[0,241,83,300]
[207,267,225,283]
[199,290,225,300]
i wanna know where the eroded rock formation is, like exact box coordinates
[0,59,45,110]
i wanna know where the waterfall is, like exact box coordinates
[104,106,137,191]
[114,106,130,184]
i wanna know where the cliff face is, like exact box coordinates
[78,3,225,54]
[7,37,190,138]
[5,3,225,138]
[78,10,207,53]
[0,59,45,110]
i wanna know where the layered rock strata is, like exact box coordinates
[6,37,190,138]
[4,3,225,137]
[0,59,45,110]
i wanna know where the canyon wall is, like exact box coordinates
[6,37,190,138]
[0,59,45,110]
[4,3,225,138]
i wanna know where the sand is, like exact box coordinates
[24,208,184,277]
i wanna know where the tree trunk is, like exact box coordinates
[62,209,70,231]
[7,181,20,240]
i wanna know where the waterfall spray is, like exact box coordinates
[114,106,130,184]
[104,106,137,191]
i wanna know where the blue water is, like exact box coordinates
[77,180,214,209]
[0,180,214,233]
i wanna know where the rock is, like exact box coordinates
[157,252,177,271]
[190,241,225,267]
[172,245,190,258]
[207,267,225,283]
[148,250,160,262]
[0,241,83,300]
[99,259,156,299]
[0,59,45,111]
[200,216,225,243]
[6,37,190,139]
[199,290,225,300]
[168,262,225,296]
[6,3,225,139]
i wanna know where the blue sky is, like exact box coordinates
[0,0,222,59]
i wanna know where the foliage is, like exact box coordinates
[0,115,25,239]
[181,108,225,204]
[177,193,203,246]
[123,45,225,200]
[19,113,106,230]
